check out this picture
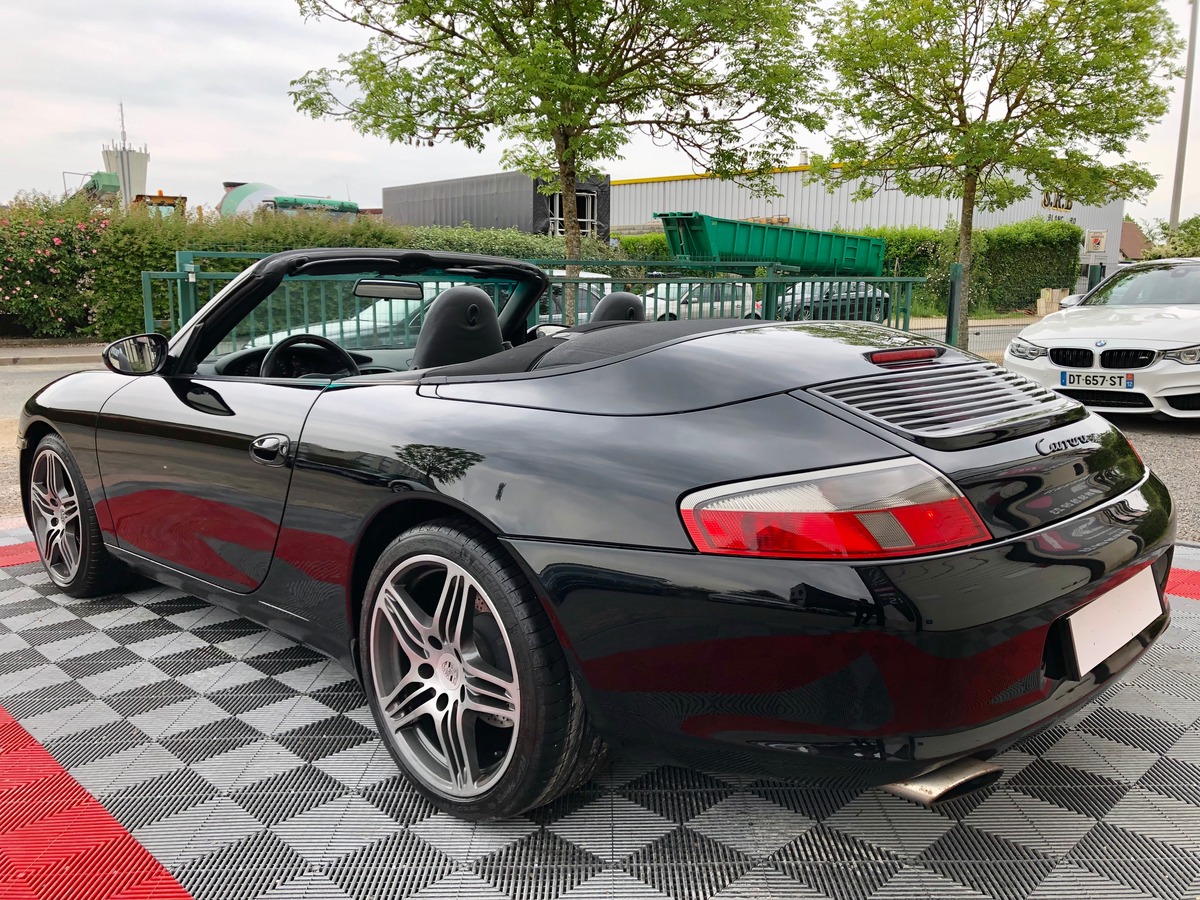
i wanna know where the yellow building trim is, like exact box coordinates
[611,164,822,186]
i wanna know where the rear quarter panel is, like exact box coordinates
[275,382,906,657]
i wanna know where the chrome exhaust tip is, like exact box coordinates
[883,758,1003,807]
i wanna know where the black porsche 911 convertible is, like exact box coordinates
[19,249,1172,820]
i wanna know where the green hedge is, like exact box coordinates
[616,232,672,262]
[847,224,942,278]
[1,193,1084,338]
[844,220,1081,314]
[0,196,616,339]
[975,220,1082,311]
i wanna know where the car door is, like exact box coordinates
[94,374,324,592]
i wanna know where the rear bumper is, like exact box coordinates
[504,473,1174,783]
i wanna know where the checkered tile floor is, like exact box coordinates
[4,518,1200,900]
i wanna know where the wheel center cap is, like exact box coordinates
[437,655,462,689]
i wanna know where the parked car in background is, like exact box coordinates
[1004,258,1200,417]
[676,282,761,319]
[779,282,891,323]
[538,270,613,325]
[636,281,760,320]
[636,280,689,320]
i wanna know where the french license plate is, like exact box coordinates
[1060,371,1135,389]
[1067,567,1162,677]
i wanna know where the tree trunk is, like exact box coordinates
[555,154,582,326]
[955,170,978,351]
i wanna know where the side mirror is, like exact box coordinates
[1060,294,1085,308]
[534,324,568,339]
[103,333,169,375]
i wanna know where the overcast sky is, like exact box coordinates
[3,0,1197,225]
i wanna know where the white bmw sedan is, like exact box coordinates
[1004,259,1200,417]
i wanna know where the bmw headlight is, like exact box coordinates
[1165,345,1200,364]
[1007,337,1047,360]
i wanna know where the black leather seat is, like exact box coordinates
[411,286,505,369]
[589,291,645,322]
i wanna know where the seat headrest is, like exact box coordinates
[590,291,645,322]
[411,285,505,369]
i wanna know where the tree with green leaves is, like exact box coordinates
[290,0,820,322]
[812,0,1181,345]
[1144,214,1200,257]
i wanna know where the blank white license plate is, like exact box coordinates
[1060,371,1134,389]
[1067,568,1161,677]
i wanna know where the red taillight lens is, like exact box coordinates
[868,348,940,365]
[680,460,991,559]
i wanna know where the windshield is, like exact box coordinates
[205,273,517,361]
[1084,263,1200,306]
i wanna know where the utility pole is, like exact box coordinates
[1170,0,1199,230]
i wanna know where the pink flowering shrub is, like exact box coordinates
[0,194,104,337]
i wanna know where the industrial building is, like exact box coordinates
[610,165,1124,273]
[380,164,1123,274]
[382,172,612,241]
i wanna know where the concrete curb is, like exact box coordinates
[0,354,103,367]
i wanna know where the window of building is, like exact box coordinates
[548,192,598,238]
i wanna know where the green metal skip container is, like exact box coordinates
[654,211,885,276]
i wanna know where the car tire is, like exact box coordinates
[27,433,129,598]
[360,517,608,820]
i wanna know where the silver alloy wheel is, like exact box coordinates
[29,447,82,586]
[369,554,520,799]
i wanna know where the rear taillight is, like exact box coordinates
[868,348,941,365]
[680,459,991,560]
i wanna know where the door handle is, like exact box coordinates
[250,434,290,467]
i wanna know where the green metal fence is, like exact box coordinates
[141,253,926,338]
[534,273,921,329]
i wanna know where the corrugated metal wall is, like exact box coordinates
[383,172,534,231]
[612,170,1124,271]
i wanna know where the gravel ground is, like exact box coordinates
[1108,414,1200,544]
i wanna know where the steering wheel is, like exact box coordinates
[260,334,360,378]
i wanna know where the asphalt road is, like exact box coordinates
[0,363,102,519]
[0,363,1197,543]
[0,363,100,419]
[910,322,1025,358]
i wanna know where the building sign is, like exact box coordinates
[1086,231,1107,254]
[1041,192,1073,212]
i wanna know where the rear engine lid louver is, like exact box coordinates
[807,361,1085,449]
